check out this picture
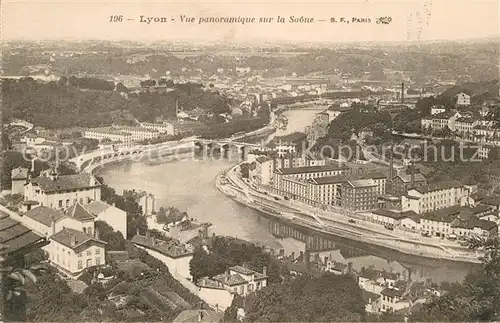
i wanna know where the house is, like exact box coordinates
[131,233,194,279]
[420,205,497,238]
[10,167,29,195]
[340,179,381,212]
[47,228,106,278]
[254,156,274,186]
[363,290,382,313]
[380,288,406,313]
[430,106,446,115]
[401,181,468,214]
[22,201,96,237]
[456,92,471,106]
[24,169,102,211]
[368,209,420,230]
[173,309,223,323]
[392,173,428,196]
[204,265,268,297]
[326,261,349,275]
[85,200,128,239]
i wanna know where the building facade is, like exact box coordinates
[48,228,106,277]
[24,170,102,210]
[401,181,468,215]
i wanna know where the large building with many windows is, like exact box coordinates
[139,122,175,135]
[274,163,350,186]
[24,170,102,211]
[339,178,383,212]
[274,171,386,210]
[401,181,469,215]
[83,128,133,143]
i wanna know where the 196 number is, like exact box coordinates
[110,15,123,22]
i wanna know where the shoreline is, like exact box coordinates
[215,164,483,265]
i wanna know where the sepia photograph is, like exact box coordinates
[0,0,499,321]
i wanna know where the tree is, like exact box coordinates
[156,207,167,224]
[95,221,126,251]
[244,273,366,322]
[409,236,500,321]
[57,76,68,87]
[115,82,128,93]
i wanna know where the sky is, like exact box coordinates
[1,0,499,43]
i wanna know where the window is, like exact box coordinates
[240,286,244,294]
[95,248,100,255]
[58,200,63,207]
[96,258,101,266]
[87,249,92,256]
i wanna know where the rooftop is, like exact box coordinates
[421,205,462,223]
[0,211,47,258]
[65,202,96,222]
[345,179,377,188]
[413,180,462,194]
[372,209,419,221]
[130,234,193,258]
[24,205,66,227]
[50,228,106,250]
[381,287,404,298]
[277,163,349,175]
[212,273,248,286]
[11,167,29,180]
[230,265,267,279]
[31,172,101,193]
[85,200,114,215]
[394,173,427,184]
[173,309,222,323]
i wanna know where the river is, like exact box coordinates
[96,108,477,284]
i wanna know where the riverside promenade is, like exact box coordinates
[216,163,484,264]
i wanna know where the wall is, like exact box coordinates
[96,206,127,239]
[59,217,95,235]
[25,183,101,210]
[11,180,25,195]
[133,244,193,280]
[198,287,234,311]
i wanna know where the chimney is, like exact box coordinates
[410,160,416,188]
[226,268,230,276]
[198,302,204,322]
[401,82,405,104]
[203,224,208,238]
[305,249,311,273]
[262,266,267,276]
[136,227,140,236]
[389,141,394,181]
[70,234,77,247]
[95,227,100,240]
[51,218,56,235]
[31,158,36,173]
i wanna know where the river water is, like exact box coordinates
[97,108,476,284]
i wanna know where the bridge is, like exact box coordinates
[194,138,267,158]
[9,119,34,134]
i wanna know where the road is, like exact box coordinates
[218,164,482,263]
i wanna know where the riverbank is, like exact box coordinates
[215,163,483,264]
